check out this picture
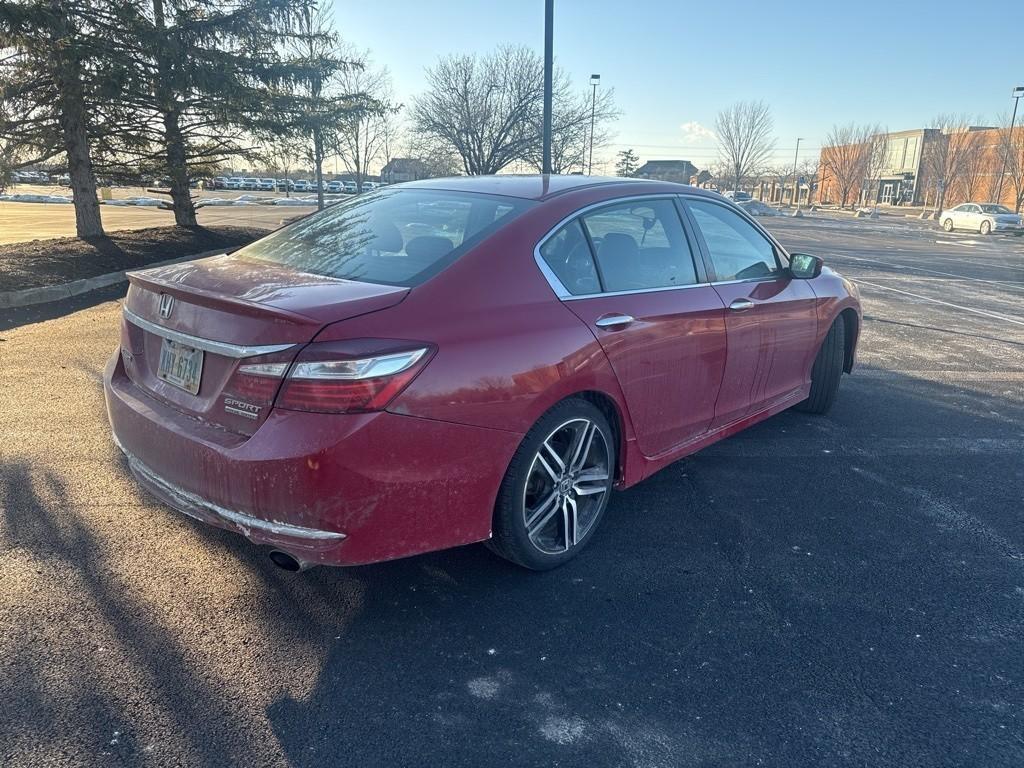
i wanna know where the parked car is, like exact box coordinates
[722,190,752,202]
[326,180,344,193]
[739,200,781,217]
[105,175,861,572]
[361,181,378,192]
[343,181,357,193]
[940,202,1023,234]
[257,178,277,191]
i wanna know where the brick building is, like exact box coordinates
[817,126,1024,210]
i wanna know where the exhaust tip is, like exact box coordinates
[269,550,303,572]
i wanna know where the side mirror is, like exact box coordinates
[789,253,823,279]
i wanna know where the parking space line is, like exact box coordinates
[854,280,1024,326]
[698,437,1024,457]
[851,370,1024,381]
[832,253,1024,291]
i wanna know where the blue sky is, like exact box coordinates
[333,0,1024,172]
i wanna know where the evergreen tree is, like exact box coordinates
[615,148,640,177]
[106,0,344,224]
[0,0,120,236]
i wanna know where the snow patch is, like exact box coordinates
[467,676,500,700]
[539,715,587,745]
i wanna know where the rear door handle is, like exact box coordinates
[594,314,634,329]
[729,299,755,312]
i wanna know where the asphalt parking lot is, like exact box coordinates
[1,216,1022,767]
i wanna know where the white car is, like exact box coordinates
[941,203,1022,234]
[258,178,277,191]
[738,200,781,217]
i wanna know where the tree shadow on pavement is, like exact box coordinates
[262,368,1024,768]
[2,367,1023,767]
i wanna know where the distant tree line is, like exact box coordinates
[0,0,387,236]
[1,9,621,239]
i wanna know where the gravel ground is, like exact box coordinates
[1,215,1022,767]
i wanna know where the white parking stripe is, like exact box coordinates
[833,253,1024,290]
[854,280,1024,326]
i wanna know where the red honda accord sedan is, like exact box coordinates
[104,175,861,571]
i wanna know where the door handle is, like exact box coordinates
[729,299,755,312]
[594,314,634,329]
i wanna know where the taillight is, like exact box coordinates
[220,353,294,422]
[276,342,432,414]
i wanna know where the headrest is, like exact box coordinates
[405,235,454,261]
[370,220,403,252]
[598,232,638,259]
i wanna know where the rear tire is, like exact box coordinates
[487,398,615,570]
[943,218,954,232]
[795,318,846,415]
[980,220,991,235]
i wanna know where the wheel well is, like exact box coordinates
[839,308,858,373]
[574,391,626,483]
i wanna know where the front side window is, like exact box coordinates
[234,189,533,287]
[686,199,780,281]
[581,200,699,291]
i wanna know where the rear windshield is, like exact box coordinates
[235,188,534,287]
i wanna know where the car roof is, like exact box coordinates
[398,174,720,202]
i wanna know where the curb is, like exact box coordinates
[0,247,228,310]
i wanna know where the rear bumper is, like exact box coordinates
[116,437,348,563]
[104,351,522,566]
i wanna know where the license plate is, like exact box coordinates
[157,338,204,394]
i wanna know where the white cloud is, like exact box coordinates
[679,121,716,142]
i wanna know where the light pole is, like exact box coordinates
[588,74,600,175]
[790,137,802,208]
[995,85,1024,205]
[542,0,554,176]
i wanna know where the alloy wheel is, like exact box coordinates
[522,418,611,554]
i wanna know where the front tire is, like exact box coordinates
[795,318,846,415]
[943,218,954,232]
[980,220,992,235]
[488,399,615,570]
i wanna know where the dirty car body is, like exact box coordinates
[104,176,861,569]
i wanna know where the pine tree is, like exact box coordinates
[0,0,118,236]
[106,0,347,224]
[615,148,639,178]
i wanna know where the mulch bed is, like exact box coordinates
[0,225,270,293]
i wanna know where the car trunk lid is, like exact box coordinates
[120,251,409,435]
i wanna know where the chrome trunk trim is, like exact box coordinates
[123,308,295,358]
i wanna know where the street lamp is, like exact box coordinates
[995,85,1024,205]
[542,0,554,176]
[791,137,802,208]
[588,73,601,175]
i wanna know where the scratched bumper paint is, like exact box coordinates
[104,351,523,566]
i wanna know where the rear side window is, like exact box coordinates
[539,221,601,296]
[686,199,780,281]
[234,189,533,287]
[581,200,699,291]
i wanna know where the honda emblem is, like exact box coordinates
[158,294,174,319]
